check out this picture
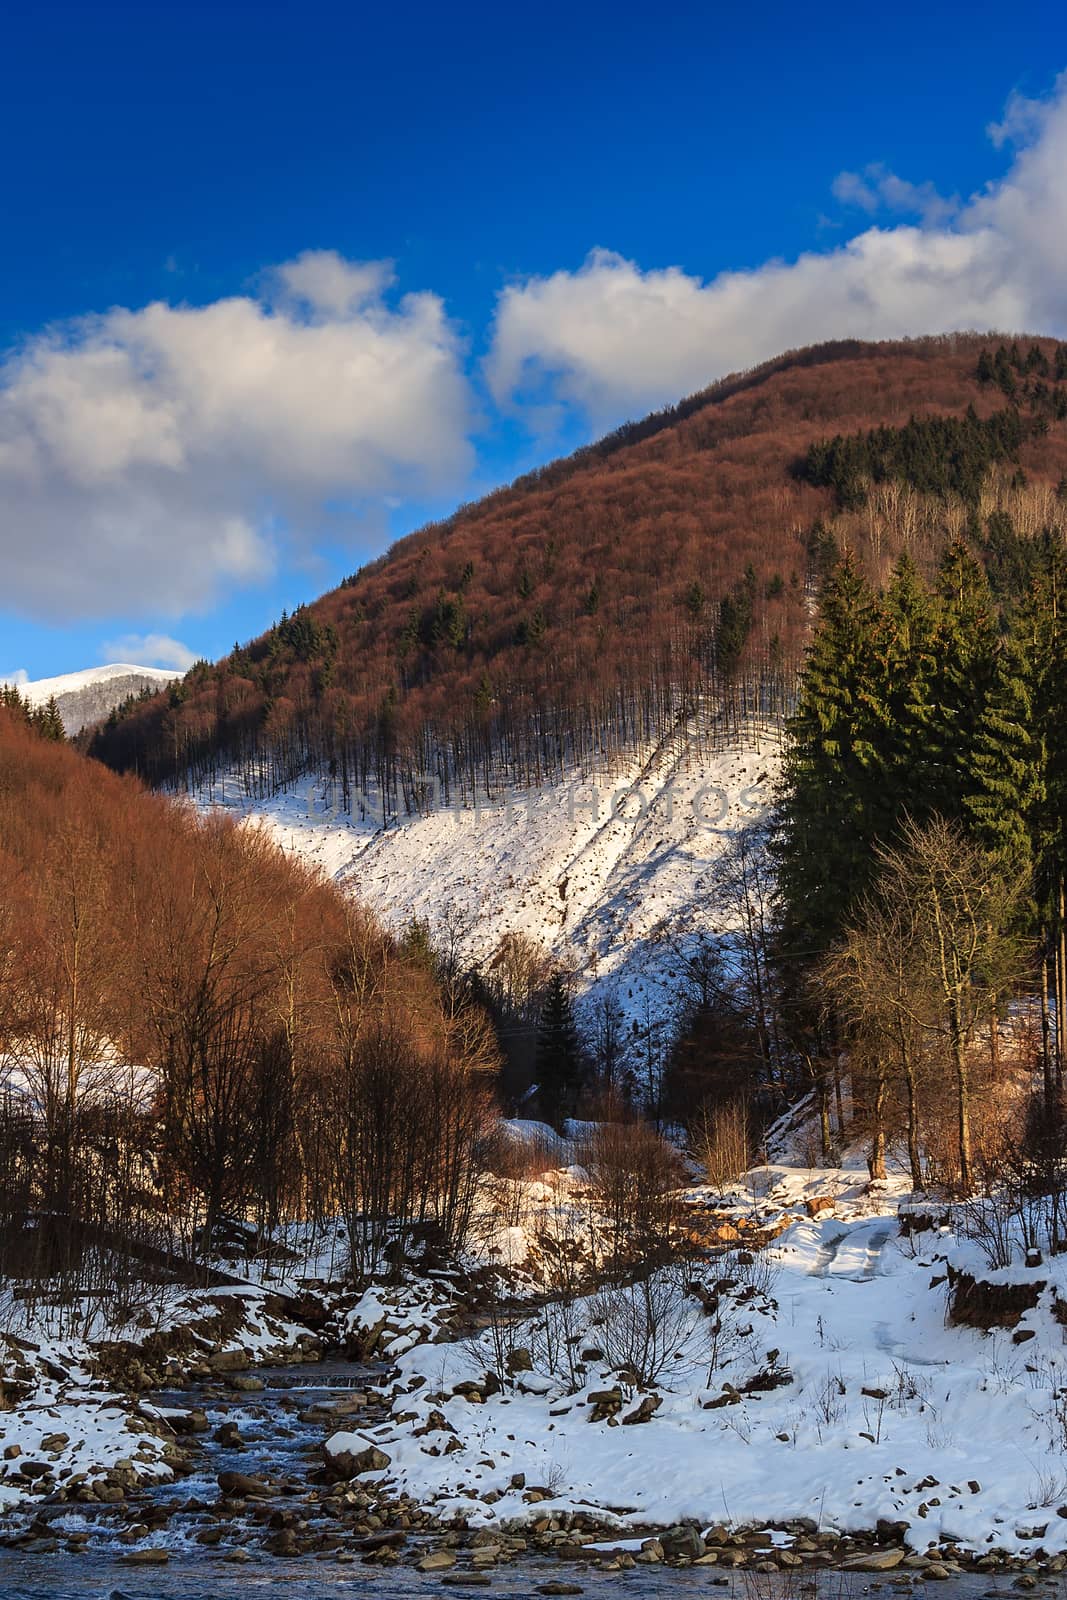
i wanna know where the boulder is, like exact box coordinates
[207,1349,249,1372]
[586,1388,623,1422]
[418,1549,457,1571]
[662,1525,706,1561]
[844,1548,907,1571]
[622,1394,661,1425]
[326,1442,392,1479]
[263,1527,299,1556]
[217,1470,272,1498]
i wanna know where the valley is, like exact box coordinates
[3,337,1067,1593]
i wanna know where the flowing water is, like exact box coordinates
[0,1362,1049,1599]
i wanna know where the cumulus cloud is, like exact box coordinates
[1,669,29,688]
[831,165,958,225]
[100,633,197,671]
[270,252,397,318]
[486,73,1067,427]
[987,88,1047,150]
[0,251,473,620]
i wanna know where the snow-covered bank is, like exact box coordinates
[327,1162,1067,1559]
[0,1283,323,1512]
[0,1335,177,1513]
[207,728,782,1043]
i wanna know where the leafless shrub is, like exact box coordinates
[692,1098,752,1195]
[480,1295,527,1389]
[486,1124,565,1182]
[1028,1465,1067,1508]
[580,1120,685,1270]
[530,1296,586,1393]
[590,1266,695,1389]
[726,1243,779,1300]
[811,1370,847,1428]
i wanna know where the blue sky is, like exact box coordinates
[2,0,1067,681]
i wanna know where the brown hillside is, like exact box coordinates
[89,335,1067,807]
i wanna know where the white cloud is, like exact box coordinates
[271,252,396,318]
[100,633,197,671]
[831,165,958,226]
[0,250,473,620]
[1,669,29,688]
[987,88,1046,150]
[487,73,1067,428]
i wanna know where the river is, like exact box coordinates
[0,1363,1049,1600]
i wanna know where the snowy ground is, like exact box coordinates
[0,1280,323,1511]
[327,1150,1067,1556]
[206,726,782,1047]
[0,1333,176,1512]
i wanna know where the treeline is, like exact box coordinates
[0,683,65,742]
[799,406,1035,509]
[0,711,499,1328]
[86,336,1053,816]
[772,528,1067,1186]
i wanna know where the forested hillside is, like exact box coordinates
[89,335,1067,813]
[0,707,497,1306]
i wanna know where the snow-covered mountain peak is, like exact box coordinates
[8,663,179,735]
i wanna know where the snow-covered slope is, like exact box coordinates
[344,1159,1067,1556]
[209,725,783,1053]
[14,663,178,735]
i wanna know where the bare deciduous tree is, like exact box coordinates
[824,816,1027,1192]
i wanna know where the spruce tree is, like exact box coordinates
[961,620,1041,876]
[874,551,938,818]
[34,696,66,742]
[535,972,584,1128]
[775,550,884,957]
[1025,538,1067,1082]
[926,539,999,820]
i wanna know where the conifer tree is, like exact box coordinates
[961,620,1041,877]
[775,550,884,958]
[874,551,938,816]
[926,539,999,820]
[1025,538,1067,1087]
[40,696,66,742]
[535,971,584,1128]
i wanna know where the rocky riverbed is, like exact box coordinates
[1,1353,1066,1599]
[6,1180,1067,1593]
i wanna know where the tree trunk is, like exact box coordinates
[1041,943,1055,1107]
[899,1027,923,1191]
[868,1066,887,1181]
[834,1056,846,1137]
[952,1020,971,1194]
[818,1068,832,1164]
[1057,876,1067,1093]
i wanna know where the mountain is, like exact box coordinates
[89,334,1067,804]
[87,334,1067,1056]
[18,663,179,735]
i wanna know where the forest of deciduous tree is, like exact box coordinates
[39,331,1067,1219]
[87,335,1067,817]
[0,706,501,1325]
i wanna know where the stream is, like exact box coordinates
[0,1362,1055,1599]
